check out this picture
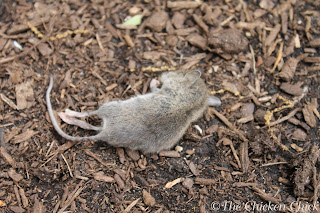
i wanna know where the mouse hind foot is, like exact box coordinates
[150,79,160,92]
[58,111,101,131]
[64,109,93,118]
[208,96,221,107]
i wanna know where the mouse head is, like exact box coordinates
[161,70,202,87]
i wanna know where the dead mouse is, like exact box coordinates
[46,70,221,153]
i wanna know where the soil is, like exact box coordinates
[0,0,320,212]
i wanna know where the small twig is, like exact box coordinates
[312,167,318,206]
[84,149,115,167]
[45,140,56,157]
[261,161,288,167]
[58,180,86,213]
[96,33,107,55]
[251,186,281,203]
[249,45,256,74]
[41,141,78,167]
[209,108,248,142]
[221,138,242,169]
[61,153,73,178]
[270,42,283,73]
[121,198,140,213]
[269,108,300,126]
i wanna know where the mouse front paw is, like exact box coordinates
[150,79,160,92]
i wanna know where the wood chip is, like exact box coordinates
[15,81,34,110]
[165,177,184,188]
[0,200,6,207]
[0,93,18,110]
[121,198,140,213]
[125,148,140,161]
[208,29,248,53]
[182,178,194,189]
[8,17,50,35]
[8,168,24,182]
[145,11,169,32]
[93,171,115,183]
[159,150,180,158]
[276,54,308,81]
[37,43,53,56]
[185,159,200,176]
[192,14,208,34]
[304,57,320,63]
[0,146,17,168]
[259,0,275,10]
[142,51,166,61]
[185,33,207,50]
[114,174,125,189]
[302,104,316,128]
[167,1,201,10]
[206,124,218,134]
[194,177,216,185]
[19,188,28,208]
[265,24,281,47]
[291,143,304,152]
[116,147,126,163]
[280,82,304,96]
[292,128,307,141]
[308,38,320,47]
[105,83,118,92]
[12,129,37,144]
[142,190,156,207]
[251,186,280,203]
[172,12,185,29]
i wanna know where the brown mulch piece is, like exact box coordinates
[0,0,319,212]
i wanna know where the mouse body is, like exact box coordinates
[46,70,221,153]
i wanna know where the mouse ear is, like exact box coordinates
[184,70,202,85]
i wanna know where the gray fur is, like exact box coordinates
[46,71,221,153]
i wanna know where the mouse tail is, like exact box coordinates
[46,76,101,142]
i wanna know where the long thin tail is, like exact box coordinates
[46,76,101,142]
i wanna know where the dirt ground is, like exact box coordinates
[0,0,320,212]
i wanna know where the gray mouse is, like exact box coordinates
[46,70,221,153]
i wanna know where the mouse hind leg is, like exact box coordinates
[58,109,101,131]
